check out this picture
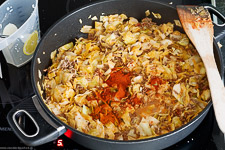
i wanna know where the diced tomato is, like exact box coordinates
[150,77,163,90]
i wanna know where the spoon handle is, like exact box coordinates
[0,35,9,38]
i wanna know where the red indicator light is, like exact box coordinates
[57,139,64,147]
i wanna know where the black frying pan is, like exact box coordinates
[7,0,225,149]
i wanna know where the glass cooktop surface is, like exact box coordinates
[0,0,224,149]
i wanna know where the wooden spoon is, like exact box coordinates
[177,5,225,134]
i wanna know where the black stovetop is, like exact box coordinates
[0,0,225,149]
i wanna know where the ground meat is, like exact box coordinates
[141,17,156,29]
[102,64,109,72]
[76,84,86,94]
[113,57,124,67]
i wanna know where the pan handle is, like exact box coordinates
[7,95,66,147]
[202,5,225,42]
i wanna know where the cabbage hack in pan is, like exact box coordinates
[43,12,210,140]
